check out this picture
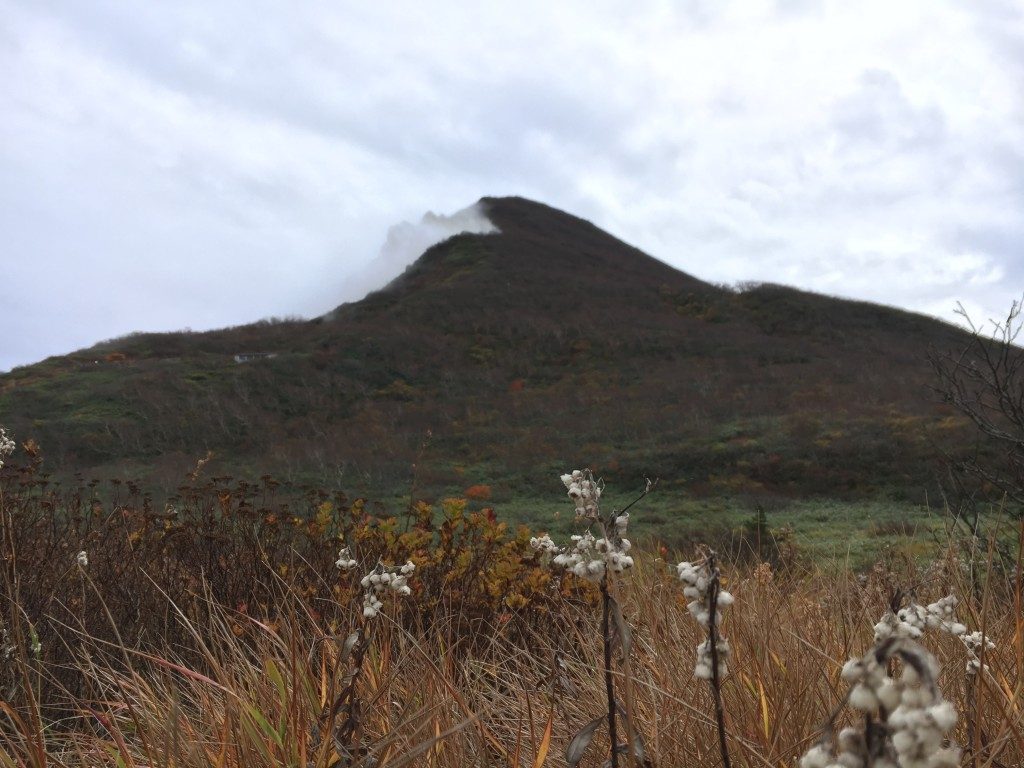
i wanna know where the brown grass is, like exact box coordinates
[1,458,1022,766]
[2,533,1022,766]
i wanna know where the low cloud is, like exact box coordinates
[336,203,499,305]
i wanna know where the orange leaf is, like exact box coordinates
[531,703,554,768]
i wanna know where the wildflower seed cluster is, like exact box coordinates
[335,549,415,619]
[335,546,357,570]
[528,470,634,582]
[962,630,996,675]
[802,640,960,768]
[0,427,14,469]
[676,560,734,679]
[874,595,994,674]
[561,469,602,521]
[873,596,965,642]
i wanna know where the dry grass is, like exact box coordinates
[2,450,1021,766]
[2,528,1022,767]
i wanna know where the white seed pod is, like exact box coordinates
[900,665,921,687]
[877,679,901,711]
[676,562,697,582]
[835,752,864,768]
[927,702,957,731]
[928,747,962,768]
[841,659,864,681]
[873,621,894,642]
[837,727,865,754]
[890,730,916,755]
[849,683,878,712]
[799,744,834,768]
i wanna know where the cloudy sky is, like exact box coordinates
[2,1,1023,371]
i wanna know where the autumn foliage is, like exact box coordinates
[1,450,1022,766]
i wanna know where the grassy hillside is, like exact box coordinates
[0,197,979,504]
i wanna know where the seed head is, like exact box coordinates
[0,427,14,469]
[335,546,357,570]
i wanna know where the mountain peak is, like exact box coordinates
[342,196,710,327]
[0,195,975,506]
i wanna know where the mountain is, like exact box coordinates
[0,196,976,502]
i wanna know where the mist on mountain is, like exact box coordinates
[335,203,499,308]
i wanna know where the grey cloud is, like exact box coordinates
[832,69,947,152]
[950,224,1024,287]
[2,0,1024,372]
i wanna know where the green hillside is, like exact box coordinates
[0,197,977,513]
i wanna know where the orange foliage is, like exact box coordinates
[464,483,492,500]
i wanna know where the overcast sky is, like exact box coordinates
[2,1,1023,372]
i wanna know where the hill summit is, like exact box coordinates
[0,196,972,503]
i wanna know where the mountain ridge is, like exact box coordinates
[0,196,976,504]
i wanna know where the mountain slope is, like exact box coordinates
[0,196,975,500]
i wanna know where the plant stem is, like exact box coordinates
[707,553,731,768]
[966,672,978,768]
[602,576,619,768]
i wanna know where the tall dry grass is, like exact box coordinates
[2,530,1021,767]
[1,449,1021,766]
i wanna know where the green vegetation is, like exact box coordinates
[0,197,987,536]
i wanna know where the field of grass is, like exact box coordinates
[377,489,966,571]
[2,448,1021,767]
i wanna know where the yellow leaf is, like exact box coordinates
[532,704,554,768]
[758,677,770,741]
